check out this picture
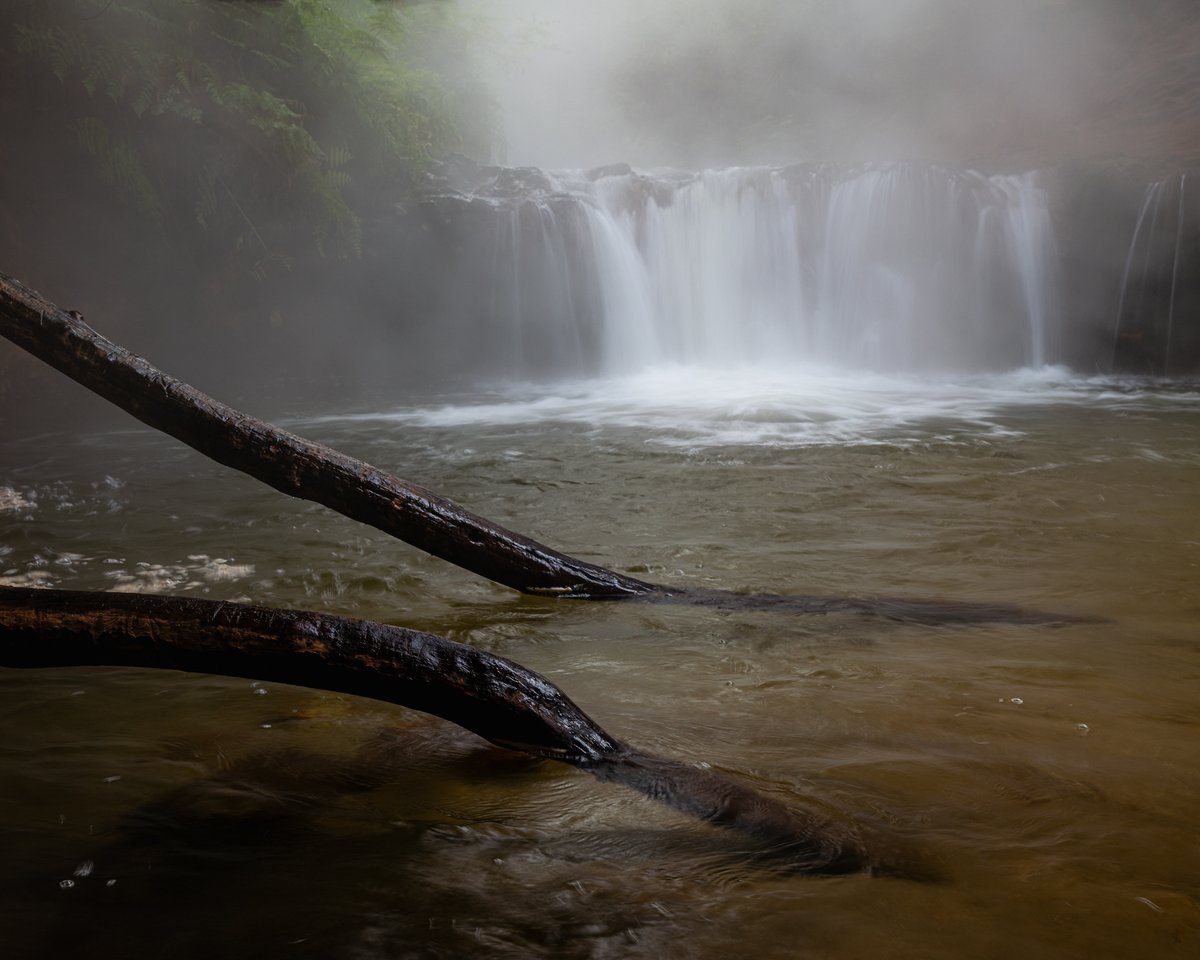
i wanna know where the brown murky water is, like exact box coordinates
[1,368,1198,959]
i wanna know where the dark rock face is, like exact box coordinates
[1052,161,1200,375]
[587,162,634,180]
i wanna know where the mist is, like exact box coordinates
[456,0,1173,170]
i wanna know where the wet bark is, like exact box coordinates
[0,272,1082,624]
[0,585,917,876]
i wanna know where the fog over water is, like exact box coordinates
[2,0,1193,433]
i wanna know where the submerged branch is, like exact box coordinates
[0,585,918,876]
[0,271,1080,624]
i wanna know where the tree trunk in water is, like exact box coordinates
[0,271,1081,624]
[0,585,921,876]
[0,271,651,599]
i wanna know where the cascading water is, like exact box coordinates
[448,162,1061,379]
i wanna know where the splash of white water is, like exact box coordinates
[300,365,1200,451]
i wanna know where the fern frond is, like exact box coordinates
[72,116,161,218]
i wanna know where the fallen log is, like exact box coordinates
[0,272,1080,624]
[0,585,916,876]
[0,272,649,600]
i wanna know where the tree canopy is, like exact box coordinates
[0,0,493,279]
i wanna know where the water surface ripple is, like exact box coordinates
[1,368,1198,958]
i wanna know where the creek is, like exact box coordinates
[1,161,1199,958]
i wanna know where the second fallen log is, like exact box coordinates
[0,585,916,876]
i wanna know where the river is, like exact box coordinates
[2,362,1198,958]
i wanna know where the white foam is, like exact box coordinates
[0,486,34,514]
[299,365,1189,449]
[106,556,256,594]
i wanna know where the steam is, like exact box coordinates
[455,0,1140,169]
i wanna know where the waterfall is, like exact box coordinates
[1165,173,1187,374]
[438,162,1061,378]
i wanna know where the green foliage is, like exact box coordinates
[72,116,163,217]
[1,0,492,279]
